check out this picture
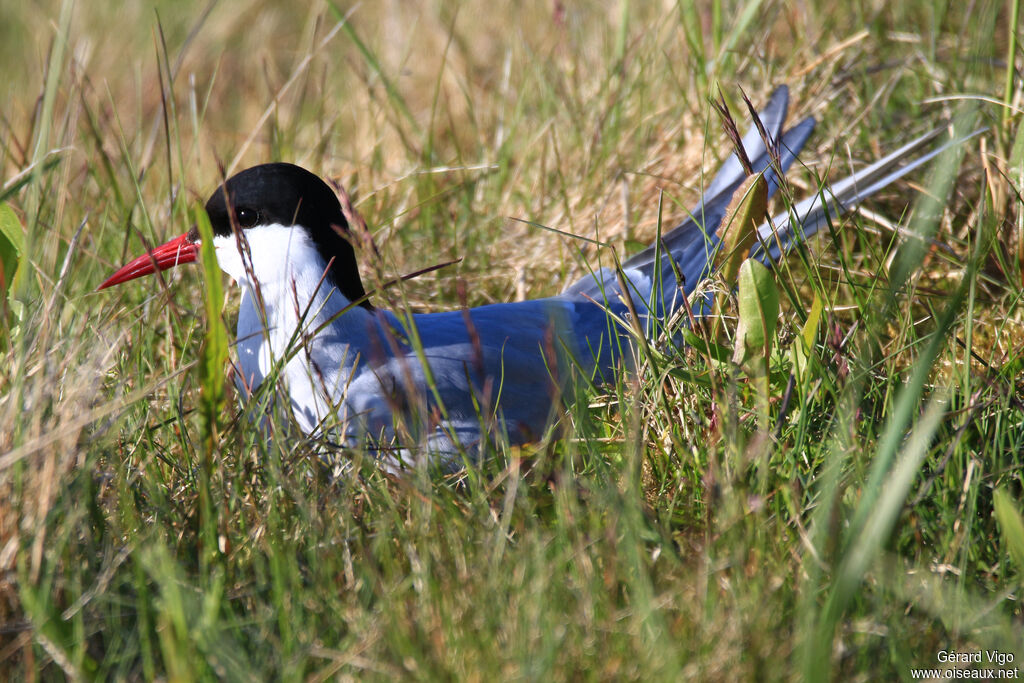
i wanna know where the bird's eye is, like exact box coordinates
[235,207,259,228]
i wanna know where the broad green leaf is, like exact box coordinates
[710,173,768,344]
[791,294,823,380]
[713,174,767,289]
[732,258,778,369]
[0,202,24,300]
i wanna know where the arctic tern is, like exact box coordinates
[99,86,966,461]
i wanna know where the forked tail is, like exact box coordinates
[565,86,981,328]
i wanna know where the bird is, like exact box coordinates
[98,86,966,464]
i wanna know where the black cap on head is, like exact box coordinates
[202,163,371,309]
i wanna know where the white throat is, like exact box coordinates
[212,224,373,433]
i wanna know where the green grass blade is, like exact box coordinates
[993,489,1024,574]
[195,204,227,571]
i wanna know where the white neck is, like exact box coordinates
[213,225,374,432]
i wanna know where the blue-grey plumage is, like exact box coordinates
[98,86,976,462]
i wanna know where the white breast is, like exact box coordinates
[212,225,374,435]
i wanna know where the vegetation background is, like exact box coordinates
[1,0,1022,679]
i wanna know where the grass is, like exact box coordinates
[1,0,1023,679]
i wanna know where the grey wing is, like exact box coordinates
[342,298,618,457]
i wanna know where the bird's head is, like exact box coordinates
[98,163,370,308]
